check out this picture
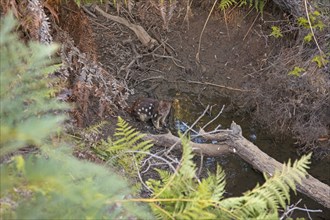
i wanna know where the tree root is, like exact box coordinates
[93,5,157,49]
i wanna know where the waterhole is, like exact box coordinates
[168,91,330,219]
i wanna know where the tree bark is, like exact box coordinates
[144,122,330,209]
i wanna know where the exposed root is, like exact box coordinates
[93,5,157,49]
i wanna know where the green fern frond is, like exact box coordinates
[248,0,265,13]
[1,149,152,219]
[140,130,311,219]
[208,164,226,201]
[94,117,153,175]
[219,0,237,10]
[111,117,153,151]
[178,134,197,180]
[85,121,108,134]
[219,0,265,13]
[217,153,311,219]
[0,13,152,220]
[147,135,227,220]
[0,13,67,156]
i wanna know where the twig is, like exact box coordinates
[181,122,199,134]
[303,0,325,65]
[202,105,225,130]
[183,0,193,29]
[186,80,252,92]
[166,105,210,153]
[133,154,153,193]
[223,10,230,38]
[89,18,113,31]
[141,159,152,174]
[133,76,165,87]
[304,204,312,220]
[196,0,218,63]
[164,40,177,56]
[243,12,260,41]
[150,31,173,56]
[151,54,185,69]
[191,128,227,138]
[82,5,97,18]
[108,150,177,173]
[280,199,323,220]
[197,150,204,177]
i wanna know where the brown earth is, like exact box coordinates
[84,1,281,131]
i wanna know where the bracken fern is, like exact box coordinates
[147,134,227,219]
[219,0,266,13]
[217,153,312,219]
[96,116,153,175]
[0,13,67,156]
[145,134,311,219]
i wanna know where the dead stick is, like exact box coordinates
[243,12,260,41]
[186,80,252,92]
[196,0,218,63]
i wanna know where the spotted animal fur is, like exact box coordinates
[130,98,171,129]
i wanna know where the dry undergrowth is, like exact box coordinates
[1,0,131,128]
[236,17,330,157]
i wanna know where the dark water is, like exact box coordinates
[169,91,330,219]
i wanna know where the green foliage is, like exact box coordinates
[288,66,305,77]
[94,116,153,175]
[147,135,226,219]
[218,153,312,219]
[0,13,151,220]
[145,134,311,219]
[1,150,152,219]
[219,0,265,13]
[0,13,67,156]
[270,26,283,38]
[219,0,238,10]
[298,10,325,44]
[312,54,329,68]
[298,11,325,31]
[304,32,313,42]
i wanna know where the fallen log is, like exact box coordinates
[144,122,330,209]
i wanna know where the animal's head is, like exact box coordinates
[158,100,172,116]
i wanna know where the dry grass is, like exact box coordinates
[236,17,330,157]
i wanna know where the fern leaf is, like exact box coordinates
[209,164,226,201]
[96,117,153,175]
[218,153,311,218]
[178,134,197,179]
[0,13,67,156]
[219,0,237,10]
[85,121,108,134]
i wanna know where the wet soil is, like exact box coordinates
[68,2,329,218]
